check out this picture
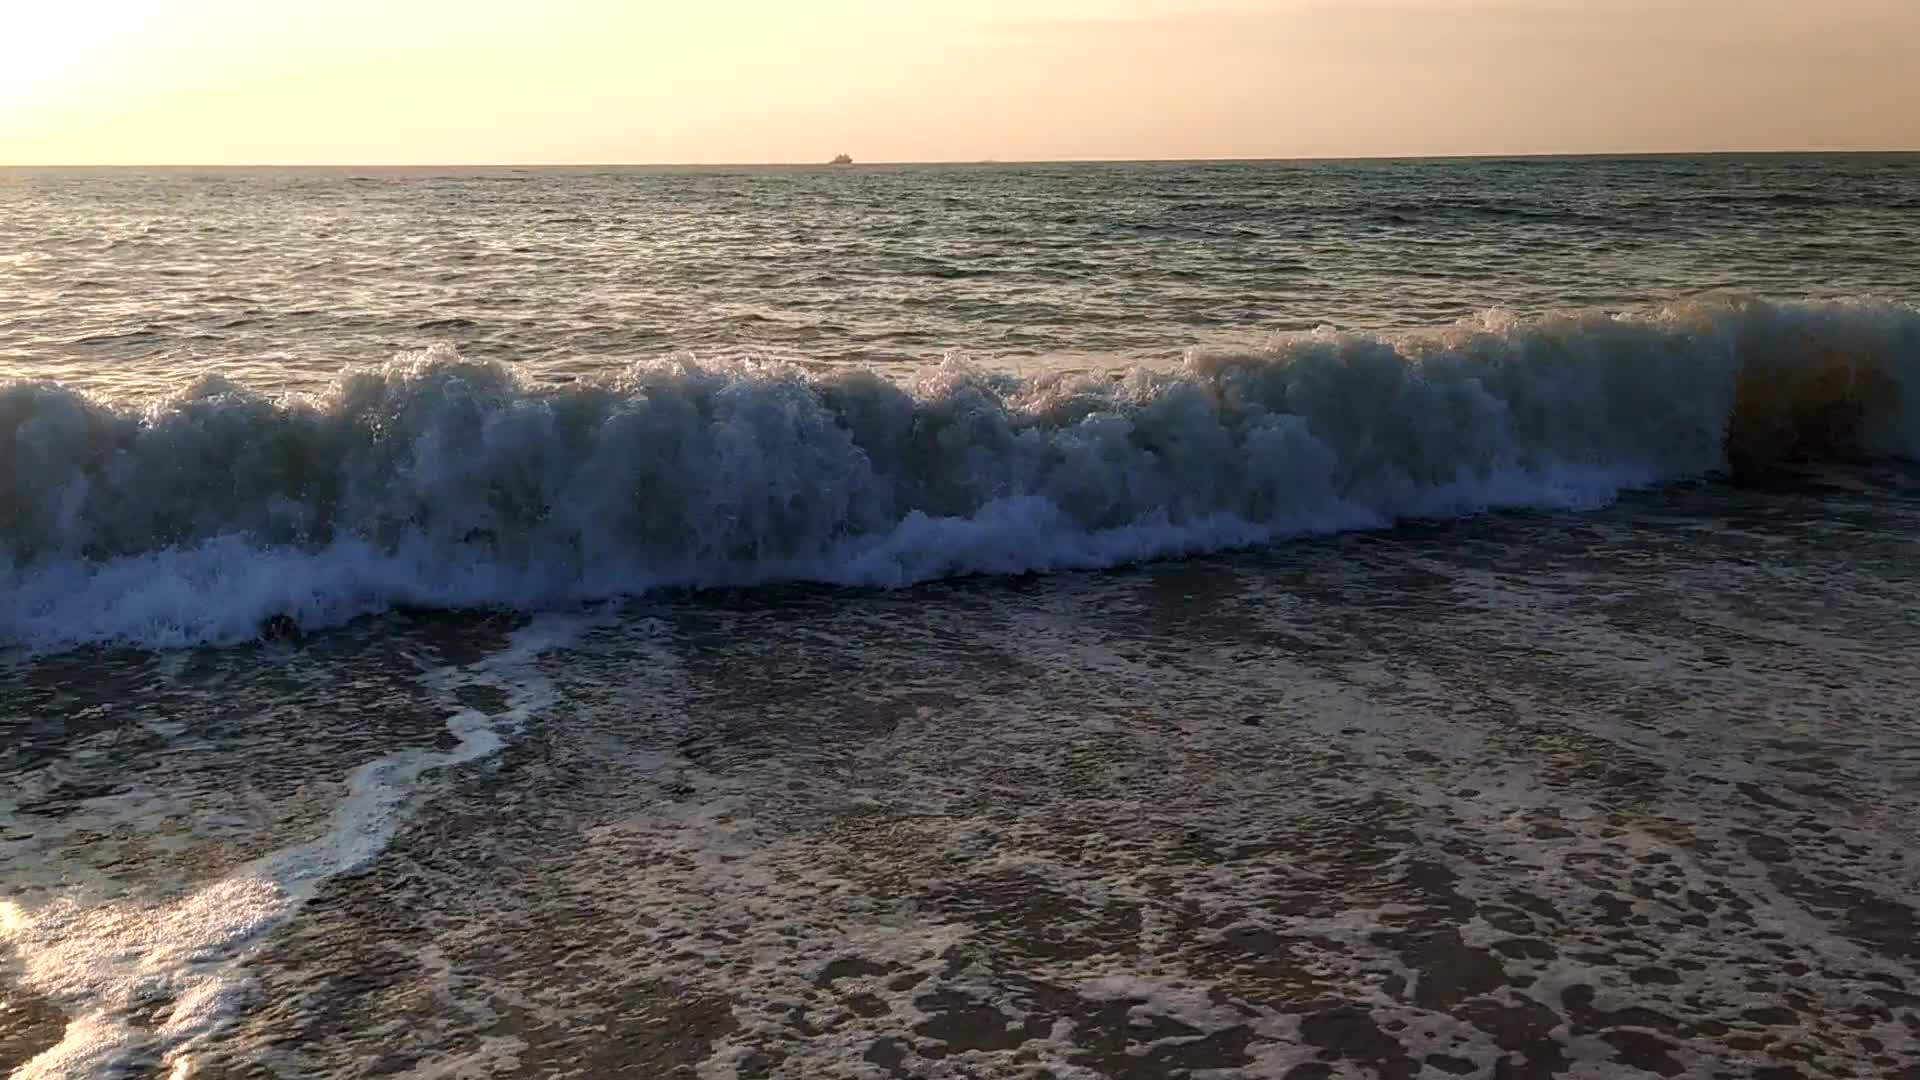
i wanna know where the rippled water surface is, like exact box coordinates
[5,156,1918,395]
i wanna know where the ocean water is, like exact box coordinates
[3,156,1920,1077]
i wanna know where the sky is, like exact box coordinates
[3,0,1917,165]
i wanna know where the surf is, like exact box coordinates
[3,296,1916,651]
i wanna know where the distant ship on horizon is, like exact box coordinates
[830,153,853,166]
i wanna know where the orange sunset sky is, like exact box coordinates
[4,0,1917,165]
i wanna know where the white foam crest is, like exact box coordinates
[0,460,1643,655]
[2,296,1915,652]
[0,616,579,1078]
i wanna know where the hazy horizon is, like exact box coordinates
[8,149,1920,171]
[5,0,1918,167]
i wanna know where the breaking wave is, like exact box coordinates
[3,297,1916,651]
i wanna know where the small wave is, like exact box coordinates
[1369,200,1615,227]
[66,329,161,347]
[3,297,1915,652]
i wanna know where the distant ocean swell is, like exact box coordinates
[3,297,1915,651]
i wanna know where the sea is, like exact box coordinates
[2,155,1919,1078]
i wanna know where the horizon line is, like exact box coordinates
[6,148,1919,170]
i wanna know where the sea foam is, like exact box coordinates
[4,297,1916,651]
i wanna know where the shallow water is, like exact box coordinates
[5,473,1920,1077]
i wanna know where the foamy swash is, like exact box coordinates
[3,298,1915,650]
